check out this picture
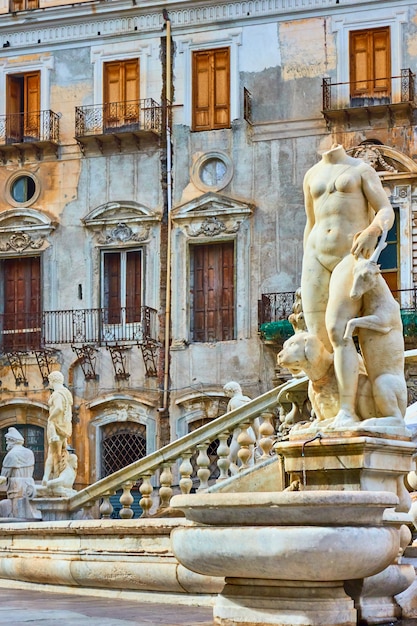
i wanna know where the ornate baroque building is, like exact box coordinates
[0,0,416,488]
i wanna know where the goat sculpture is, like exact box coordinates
[343,230,407,421]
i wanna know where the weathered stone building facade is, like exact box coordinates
[0,0,415,488]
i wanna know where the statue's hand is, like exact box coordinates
[351,226,380,259]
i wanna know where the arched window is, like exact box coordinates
[101,421,146,478]
[101,420,147,518]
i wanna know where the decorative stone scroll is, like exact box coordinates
[82,200,160,246]
[0,208,56,254]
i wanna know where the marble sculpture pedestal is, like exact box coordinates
[171,491,403,626]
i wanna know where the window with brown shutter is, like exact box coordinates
[10,0,38,11]
[6,72,40,142]
[0,256,41,351]
[103,60,139,130]
[190,242,235,342]
[192,48,230,131]
[102,249,142,324]
[350,27,391,103]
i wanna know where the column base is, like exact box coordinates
[214,578,356,626]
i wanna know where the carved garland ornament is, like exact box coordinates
[187,216,240,237]
[97,222,150,245]
[0,231,44,253]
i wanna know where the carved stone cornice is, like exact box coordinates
[0,207,55,253]
[0,0,354,50]
[172,191,254,238]
[83,200,160,246]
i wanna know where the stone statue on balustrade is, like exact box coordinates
[0,427,40,519]
[223,381,259,473]
[42,371,75,490]
[36,450,78,498]
[278,143,408,436]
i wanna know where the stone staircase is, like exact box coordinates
[0,382,294,601]
[68,382,292,519]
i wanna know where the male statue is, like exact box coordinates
[42,371,73,485]
[0,427,36,518]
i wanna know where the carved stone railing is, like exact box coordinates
[68,385,283,519]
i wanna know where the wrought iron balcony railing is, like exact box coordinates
[75,99,162,138]
[259,288,417,343]
[0,306,157,353]
[322,68,415,112]
[259,288,417,326]
[0,110,60,145]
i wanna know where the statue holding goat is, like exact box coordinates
[278,143,408,435]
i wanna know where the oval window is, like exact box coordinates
[11,175,37,203]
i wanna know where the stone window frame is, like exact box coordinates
[91,41,152,106]
[88,397,157,484]
[331,7,407,97]
[0,55,54,117]
[5,170,40,207]
[177,29,242,128]
[170,192,254,348]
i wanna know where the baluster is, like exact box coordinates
[139,473,153,518]
[119,481,134,519]
[100,492,115,519]
[216,432,231,481]
[237,421,253,470]
[196,442,211,491]
[158,462,173,511]
[179,452,193,495]
[258,411,276,459]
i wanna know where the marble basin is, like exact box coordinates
[170,491,402,626]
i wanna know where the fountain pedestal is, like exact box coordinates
[171,491,402,626]
[275,434,415,510]
[275,433,416,624]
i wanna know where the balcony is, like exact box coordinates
[258,288,417,346]
[322,69,416,129]
[0,305,158,353]
[75,99,163,155]
[0,110,60,162]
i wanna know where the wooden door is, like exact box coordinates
[24,72,40,139]
[103,60,139,129]
[125,250,142,323]
[103,252,121,324]
[6,75,23,142]
[6,72,40,142]
[1,256,41,350]
[191,242,235,342]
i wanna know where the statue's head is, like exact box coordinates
[223,381,242,397]
[5,427,24,449]
[48,371,64,387]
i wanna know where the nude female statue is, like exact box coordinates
[300,143,394,428]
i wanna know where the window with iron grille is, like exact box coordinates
[101,421,146,478]
[0,424,44,481]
